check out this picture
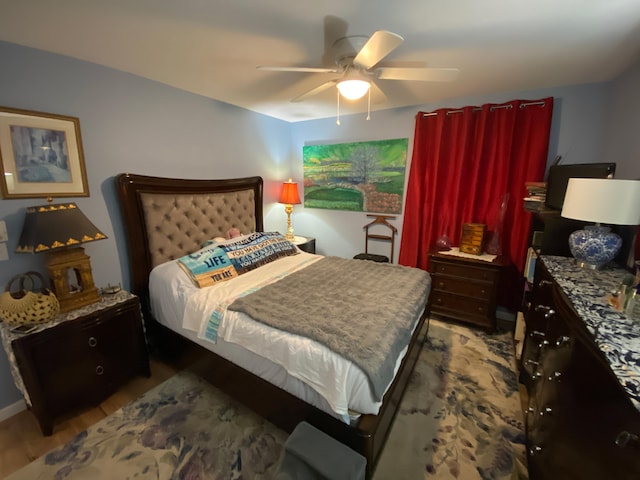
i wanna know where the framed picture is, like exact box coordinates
[0,106,89,199]
[303,138,408,213]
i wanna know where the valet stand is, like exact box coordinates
[353,214,397,263]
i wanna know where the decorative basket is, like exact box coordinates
[0,271,60,326]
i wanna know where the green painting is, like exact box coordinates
[303,138,408,213]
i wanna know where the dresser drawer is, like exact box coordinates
[430,291,491,318]
[432,275,493,299]
[430,259,499,283]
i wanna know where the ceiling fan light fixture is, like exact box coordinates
[336,79,370,100]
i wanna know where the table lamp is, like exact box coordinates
[16,203,107,312]
[279,178,301,242]
[561,178,640,269]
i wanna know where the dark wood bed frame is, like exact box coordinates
[116,173,429,478]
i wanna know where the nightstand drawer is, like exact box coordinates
[431,259,499,283]
[430,291,491,318]
[432,275,493,299]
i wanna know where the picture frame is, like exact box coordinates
[303,138,408,214]
[0,106,89,199]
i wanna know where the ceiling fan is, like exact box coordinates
[257,30,459,103]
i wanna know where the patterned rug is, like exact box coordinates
[7,319,527,480]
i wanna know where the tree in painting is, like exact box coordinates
[303,138,408,213]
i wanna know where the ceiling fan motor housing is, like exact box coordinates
[332,35,369,69]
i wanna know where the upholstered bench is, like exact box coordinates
[275,422,367,480]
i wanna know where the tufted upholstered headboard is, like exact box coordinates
[116,173,263,313]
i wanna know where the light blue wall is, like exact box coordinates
[603,57,640,179]
[0,39,637,411]
[0,41,293,408]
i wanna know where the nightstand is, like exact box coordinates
[0,291,150,435]
[293,235,316,254]
[428,250,508,332]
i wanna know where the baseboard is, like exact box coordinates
[0,399,27,422]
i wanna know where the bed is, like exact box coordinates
[115,173,431,478]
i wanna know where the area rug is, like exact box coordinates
[7,319,527,480]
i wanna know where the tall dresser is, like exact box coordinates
[521,256,640,479]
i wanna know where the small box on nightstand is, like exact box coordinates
[460,223,486,255]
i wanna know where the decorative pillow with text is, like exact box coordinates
[178,232,298,288]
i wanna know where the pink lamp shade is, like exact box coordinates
[279,179,301,205]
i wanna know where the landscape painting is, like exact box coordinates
[303,138,408,213]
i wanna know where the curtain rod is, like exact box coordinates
[422,100,546,117]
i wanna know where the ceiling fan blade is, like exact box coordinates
[369,82,387,105]
[291,80,337,102]
[257,66,339,73]
[377,67,460,82]
[353,30,404,70]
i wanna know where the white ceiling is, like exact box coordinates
[1,0,640,123]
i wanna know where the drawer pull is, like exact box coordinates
[525,359,539,366]
[95,365,104,376]
[480,289,486,295]
[539,280,552,287]
[546,371,562,382]
[529,445,543,456]
[615,431,640,449]
[438,281,445,288]
[435,297,443,304]
[535,305,555,318]
[539,407,553,416]
[88,337,98,347]
[529,330,546,339]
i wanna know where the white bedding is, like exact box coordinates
[149,250,419,419]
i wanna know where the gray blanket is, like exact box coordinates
[228,256,431,401]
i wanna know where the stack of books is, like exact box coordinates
[523,182,547,212]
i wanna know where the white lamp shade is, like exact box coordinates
[336,79,370,100]
[561,178,640,225]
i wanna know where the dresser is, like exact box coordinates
[428,250,508,332]
[521,256,640,479]
[0,291,150,435]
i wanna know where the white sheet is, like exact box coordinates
[149,250,419,418]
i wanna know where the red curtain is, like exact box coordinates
[399,98,554,285]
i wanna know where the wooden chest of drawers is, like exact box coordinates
[428,251,507,332]
[521,257,640,479]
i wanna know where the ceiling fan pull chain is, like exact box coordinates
[367,87,371,120]
[336,88,341,126]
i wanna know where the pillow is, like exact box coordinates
[203,233,250,248]
[179,232,298,288]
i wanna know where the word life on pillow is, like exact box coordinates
[178,232,298,288]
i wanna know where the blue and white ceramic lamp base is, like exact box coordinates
[568,225,622,269]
